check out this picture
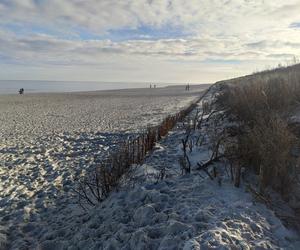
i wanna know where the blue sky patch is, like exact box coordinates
[289,22,300,29]
[4,21,190,42]
[98,24,190,41]
[1,23,71,38]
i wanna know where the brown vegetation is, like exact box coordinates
[217,63,300,196]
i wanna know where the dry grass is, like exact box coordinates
[226,114,296,194]
[218,63,300,195]
[251,115,295,193]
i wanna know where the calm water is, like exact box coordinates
[0,80,170,94]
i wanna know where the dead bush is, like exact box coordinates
[217,64,300,194]
[264,77,292,110]
[248,115,295,194]
[217,80,268,123]
[202,100,212,115]
[218,73,300,123]
[222,111,296,194]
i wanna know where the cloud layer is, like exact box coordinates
[0,0,300,82]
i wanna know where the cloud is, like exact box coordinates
[1,0,300,82]
[0,31,267,65]
[0,0,299,37]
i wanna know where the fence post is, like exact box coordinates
[132,139,134,164]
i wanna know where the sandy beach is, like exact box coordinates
[0,85,209,249]
[1,84,299,249]
[1,84,300,249]
[0,85,209,138]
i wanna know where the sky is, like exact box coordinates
[0,0,300,83]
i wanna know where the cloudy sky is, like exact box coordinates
[0,0,300,83]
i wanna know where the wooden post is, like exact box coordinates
[132,139,135,163]
[234,162,241,188]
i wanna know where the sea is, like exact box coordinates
[0,80,170,95]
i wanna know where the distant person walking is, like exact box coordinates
[19,88,24,95]
[185,84,190,91]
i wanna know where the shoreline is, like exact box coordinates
[0,83,211,96]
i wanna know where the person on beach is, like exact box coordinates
[19,88,24,94]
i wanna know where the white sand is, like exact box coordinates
[0,85,209,139]
[2,84,299,249]
[0,85,209,249]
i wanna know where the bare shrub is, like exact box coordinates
[196,126,225,180]
[223,114,296,192]
[217,80,268,123]
[218,65,300,121]
[192,108,201,130]
[202,100,212,115]
[180,125,192,174]
[188,138,193,153]
[264,77,292,109]
[76,91,209,207]
[247,115,295,194]
[179,155,191,175]
[218,68,299,194]
[154,165,166,183]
